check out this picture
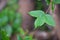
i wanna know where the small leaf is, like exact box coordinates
[3,7,9,16]
[24,36,29,40]
[16,13,22,19]
[28,35,33,40]
[0,12,4,18]
[4,24,12,37]
[29,10,45,17]
[8,10,15,16]
[1,16,8,26]
[17,34,22,40]
[34,16,45,28]
[0,19,2,26]
[0,30,10,40]
[8,10,15,23]
[24,35,33,40]
[45,0,50,5]
[13,19,20,30]
[45,14,55,26]
[19,28,25,35]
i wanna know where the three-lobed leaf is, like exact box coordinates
[29,10,55,28]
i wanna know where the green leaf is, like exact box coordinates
[24,36,30,40]
[4,24,12,37]
[17,34,22,40]
[8,10,15,16]
[0,12,4,18]
[0,30,10,40]
[29,10,45,17]
[16,13,21,19]
[16,13,22,23]
[34,16,45,28]
[1,16,8,26]
[13,19,20,29]
[53,0,60,4]
[28,35,33,40]
[3,7,9,16]
[45,0,50,5]
[8,10,15,23]
[0,19,2,26]
[45,14,55,26]
[24,35,33,40]
[19,28,25,35]
[13,13,22,32]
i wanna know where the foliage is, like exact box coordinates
[0,0,22,40]
[17,34,33,40]
[1,0,59,40]
[0,0,34,40]
[29,10,55,29]
[16,28,33,40]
